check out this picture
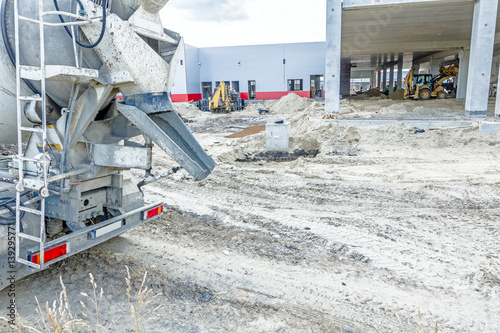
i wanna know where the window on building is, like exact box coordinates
[310,75,324,98]
[231,81,240,92]
[248,80,256,99]
[201,82,213,99]
[288,79,303,91]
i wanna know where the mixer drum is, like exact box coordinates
[0,0,153,145]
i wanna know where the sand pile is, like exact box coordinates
[174,102,202,117]
[350,89,388,100]
[388,89,405,100]
[241,100,277,113]
[215,92,493,163]
[365,88,385,97]
[270,93,313,114]
[378,103,410,116]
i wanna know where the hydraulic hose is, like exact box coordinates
[0,192,29,234]
[53,0,106,49]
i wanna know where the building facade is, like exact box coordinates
[171,42,326,102]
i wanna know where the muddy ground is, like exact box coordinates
[1,95,500,332]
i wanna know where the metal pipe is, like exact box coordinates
[137,166,181,188]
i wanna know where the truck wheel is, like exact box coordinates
[437,91,447,100]
[419,88,431,100]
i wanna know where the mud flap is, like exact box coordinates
[117,103,216,181]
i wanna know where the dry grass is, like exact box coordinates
[125,266,162,333]
[1,266,162,333]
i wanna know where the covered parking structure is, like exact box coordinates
[325,0,500,117]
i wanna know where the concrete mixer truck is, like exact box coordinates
[0,0,216,290]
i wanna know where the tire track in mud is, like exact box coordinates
[143,148,500,331]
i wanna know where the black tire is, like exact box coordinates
[437,90,447,100]
[418,88,431,100]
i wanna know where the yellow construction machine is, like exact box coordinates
[208,82,244,112]
[404,65,458,100]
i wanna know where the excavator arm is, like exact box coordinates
[404,66,414,98]
[209,82,231,111]
[432,65,459,89]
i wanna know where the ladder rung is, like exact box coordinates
[18,15,39,24]
[19,96,43,101]
[45,65,98,83]
[20,66,42,81]
[16,258,41,270]
[18,156,42,163]
[19,65,98,83]
[18,232,42,243]
[19,126,43,133]
[18,206,43,216]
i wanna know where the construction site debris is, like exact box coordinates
[323,113,339,119]
[235,149,320,162]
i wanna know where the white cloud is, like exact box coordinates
[166,0,250,22]
[160,0,326,47]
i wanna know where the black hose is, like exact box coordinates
[1,0,39,95]
[75,0,84,10]
[0,192,29,233]
[0,196,21,223]
[53,0,106,49]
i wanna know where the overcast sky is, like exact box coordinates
[160,0,327,48]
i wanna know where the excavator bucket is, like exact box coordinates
[117,103,216,181]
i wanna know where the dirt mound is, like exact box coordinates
[270,93,313,114]
[174,102,202,116]
[243,102,267,114]
[388,89,405,100]
[350,89,387,100]
[365,88,385,97]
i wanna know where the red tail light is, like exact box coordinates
[30,243,68,264]
[143,205,163,220]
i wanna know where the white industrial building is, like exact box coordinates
[170,42,327,102]
[170,41,403,103]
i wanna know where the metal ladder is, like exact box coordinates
[13,0,98,269]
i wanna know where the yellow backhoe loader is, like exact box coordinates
[404,65,458,100]
[207,82,244,112]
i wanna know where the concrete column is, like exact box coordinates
[397,53,403,90]
[424,63,432,74]
[377,70,381,89]
[492,62,499,78]
[430,56,443,75]
[465,0,498,117]
[370,71,376,89]
[495,64,500,117]
[325,0,342,114]
[340,59,351,97]
[389,65,394,93]
[382,65,387,91]
[457,50,470,101]
[414,64,420,74]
